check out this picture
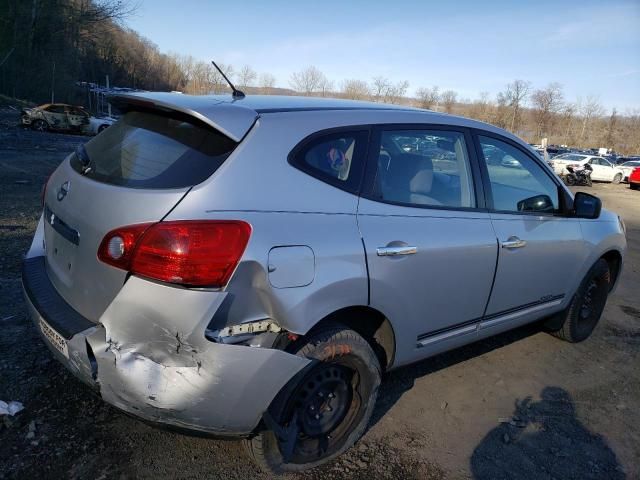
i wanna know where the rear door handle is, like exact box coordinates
[376,246,417,256]
[501,236,527,249]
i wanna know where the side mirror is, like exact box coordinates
[517,194,554,212]
[573,192,602,219]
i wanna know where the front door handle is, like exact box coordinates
[377,246,417,256]
[501,236,527,249]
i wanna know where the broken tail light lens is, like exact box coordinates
[98,221,251,288]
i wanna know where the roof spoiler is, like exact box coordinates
[107,92,258,142]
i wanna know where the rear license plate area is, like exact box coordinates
[39,318,69,358]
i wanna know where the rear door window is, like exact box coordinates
[369,129,475,208]
[71,111,237,189]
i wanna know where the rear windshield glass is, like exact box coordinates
[71,111,237,188]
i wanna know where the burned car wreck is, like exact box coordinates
[21,103,91,133]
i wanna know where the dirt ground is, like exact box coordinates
[1,108,638,480]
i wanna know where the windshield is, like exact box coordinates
[622,161,640,167]
[71,110,237,188]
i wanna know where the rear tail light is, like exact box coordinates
[98,221,251,287]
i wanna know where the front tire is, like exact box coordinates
[612,173,622,184]
[31,119,48,132]
[546,259,610,343]
[565,175,576,186]
[630,183,639,190]
[244,323,381,474]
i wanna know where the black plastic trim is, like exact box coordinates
[483,294,565,321]
[416,317,481,342]
[22,256,94,340]
[416,293,566,342]
[44,204,79,246]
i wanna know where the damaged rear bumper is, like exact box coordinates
[22,256,310,436]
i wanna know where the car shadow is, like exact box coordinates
[370,321,544,427]
[470,386,624,479]
[368,323,625,479]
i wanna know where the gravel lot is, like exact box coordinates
[1,110,638,479]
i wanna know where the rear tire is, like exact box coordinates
[546,259,610,343]
[244,323,381,474]
[98,124,109,133]
[612,173,622,184]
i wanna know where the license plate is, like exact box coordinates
[39,318,69,358]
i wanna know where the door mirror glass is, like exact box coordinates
[517,194,554,212]
[573,192,601,219]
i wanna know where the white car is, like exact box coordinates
[551,154,624,183]
[88,115,117,135]
[619,160,640,182]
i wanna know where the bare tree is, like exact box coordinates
[237,65,257,88]
[579,95,604,142]
[341,79,370,100]
[441,90,458,113]
[604,108,618,147]
[560,102,577,145]
[531,83,564,138]
[371,76,391,102]
[502,80,531,132]
[416,86,439,109]
[290,66,327,95]
[258,72,276,93]
[385,80,409,104]
[469,91,492,123]
[319,77,334,97]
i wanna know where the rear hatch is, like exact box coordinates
[43,101,254,322]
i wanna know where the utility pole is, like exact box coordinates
[106,75,112,118]
[50,61,55,103]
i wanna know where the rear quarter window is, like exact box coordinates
[288,130,369,194]
[72,110,237,189]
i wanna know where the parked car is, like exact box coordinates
[88,115,117,134]
[619,160,640,182]
[23,93,626,473]
[630,167,640,190]
[500,155,521,168]
[21,103,90,133]
[550,153,624,183]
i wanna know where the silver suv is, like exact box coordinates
[23,93,626,473]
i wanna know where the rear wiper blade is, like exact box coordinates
[75,145,92,175]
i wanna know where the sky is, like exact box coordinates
[127,0,640,111]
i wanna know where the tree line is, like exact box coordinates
[1,0,638,154]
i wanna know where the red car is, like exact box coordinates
[630,167,640,190]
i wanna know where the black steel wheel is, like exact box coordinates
[244,323,381,473]
[546,258,610,342]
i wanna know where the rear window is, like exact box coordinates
[71,111,237,188]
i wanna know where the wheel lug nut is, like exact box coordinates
[327,406,332,412]
[315,414,320,420]
[328,393,334,398]
[318,392,324,397]
[310,405,315,411]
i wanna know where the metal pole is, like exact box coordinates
[51,61,55,103]
[106,75,111,118]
